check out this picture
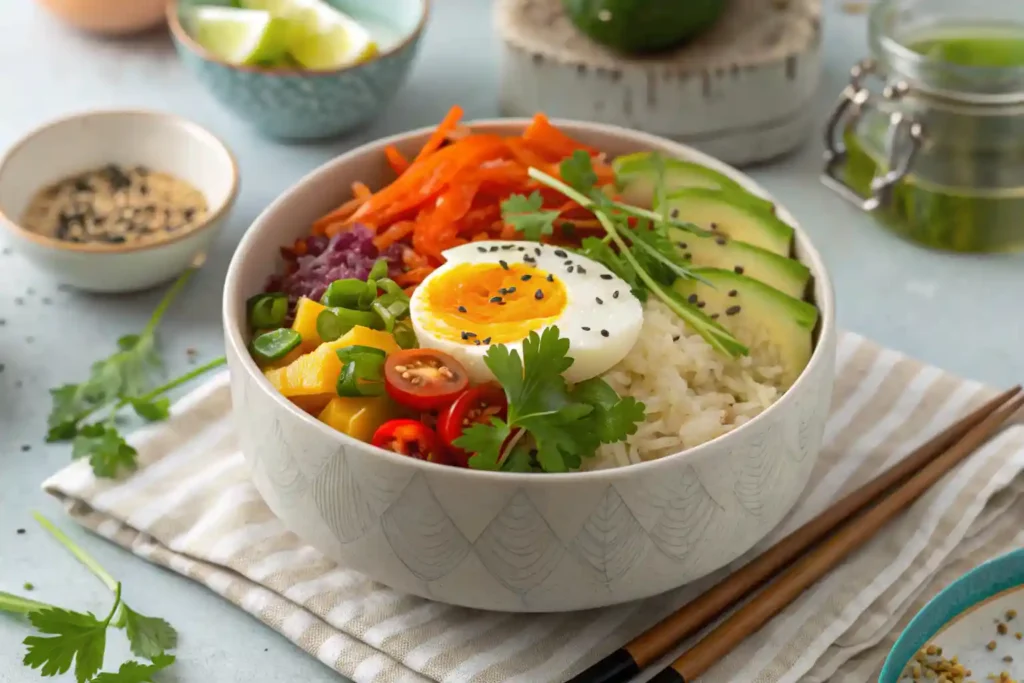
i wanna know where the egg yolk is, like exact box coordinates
[419,262,568,344]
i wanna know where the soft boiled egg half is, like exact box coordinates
[409,241,643,384]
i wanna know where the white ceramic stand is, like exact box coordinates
[496,0,823,167]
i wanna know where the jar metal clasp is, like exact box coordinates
[821,58,926,212]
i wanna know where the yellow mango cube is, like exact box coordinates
[263,325,400,397]
[317,395,397,442]
[291,297,327,346]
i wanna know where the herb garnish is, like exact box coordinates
[453,326,646,472]
[498,151,747,357]
[45,268,227,478]
[0,514,177,682]
[500,191,561,241]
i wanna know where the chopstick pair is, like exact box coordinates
[572,386,1024,683]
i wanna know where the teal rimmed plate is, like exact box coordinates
[880,548,1024,682]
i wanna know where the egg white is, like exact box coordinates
[409,240,643,384]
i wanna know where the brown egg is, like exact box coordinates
[35,0,167,36]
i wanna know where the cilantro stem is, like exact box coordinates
[141,268,196,339]
[101,583,122,628]
[0,591,54,615]
[527,168,747,357]
[107,356,227,419]
[33,513,118,594]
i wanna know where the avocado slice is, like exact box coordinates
[613,152,776,213]
[672,268,818,387]
[668,227,811,299]
[659,188,794,257]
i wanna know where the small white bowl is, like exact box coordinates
[0,110,239,293]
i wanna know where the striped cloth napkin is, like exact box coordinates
[43,332,1024,683]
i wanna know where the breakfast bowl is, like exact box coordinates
[167,0,429,141]
[35,0,167,36]
[223,118,837,612]
[0,110,239,293]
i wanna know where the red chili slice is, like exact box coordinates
[371,419,449,465]
[384,349,470,411]
[438,383,509,467]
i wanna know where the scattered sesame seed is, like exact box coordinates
[16,528,25,535]
[710,222,719,230]
[464,331,477,338]
[715,236,727,245]
[524,255,536,263]
[711,313,720,319]
[499,260,509,270]
[676,241,688,249]
[577,266,586,275]
[547,274,554,282]
[728,289,738,297]
[687,294,698,304]
[490,296,503,303]
[535,247,542,256]
[672,335,680,341]
[600,329,609,337]
[521,274,532,281]
[554,249,567,257]
[517,246,525,252]
[461,331,471,340]
[670,208,680,218]
[613,291,619,299]
[489,246,499,252]
[498,288,508,295]
[535,290,544,300]
[596,297,603,304]
[697,301,706,308]
[507,286,517,294]
[726,305,741,316]
[482,337,491,345]
[600,274,613,280]
[502,244,514,250]
[21,445,31,452]
[582,326,590,331]
[474,339,481,346]
[458,305,467,313]
[567,265,574,273]
[734,265,745,274]
[477,246,487,253]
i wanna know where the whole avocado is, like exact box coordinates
[562,0,727,54]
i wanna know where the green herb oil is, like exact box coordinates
[844,24,1024,253]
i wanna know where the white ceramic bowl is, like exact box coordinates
[0,110,239,293]
[223,120,837,613]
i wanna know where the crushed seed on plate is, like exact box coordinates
[22,164,208,246]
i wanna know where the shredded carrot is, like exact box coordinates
[395,267,435,286]
[414,105,464,163]
[312,195,367,234]
[373,220,415,251]
[384,145,410,176]
[352,182,372,200]
[523,113,598,160]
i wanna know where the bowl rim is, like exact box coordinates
[0,108,240,255]
[223,117,837,483]
[166,0,431,76]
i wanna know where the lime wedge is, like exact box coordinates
[238,0,377,70]
[191,7,290,66]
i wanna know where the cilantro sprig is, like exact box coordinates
[453,327,646,473]
[498,151,747,358]
[0,514,177,682]
[46,268,227,478]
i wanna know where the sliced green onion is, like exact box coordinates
[246,293,289,330]
[317,307,381,342]
[251,328,302,363]
[372,300,397,332]
[321,279,370,308]
[368,259,389,282]
[336,345,387,363]
[376,278,406,298]
[358,280,378,310]
[336,355,386,397]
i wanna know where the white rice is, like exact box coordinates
[589,299,786,470]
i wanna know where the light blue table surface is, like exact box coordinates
[1,2,1022,682]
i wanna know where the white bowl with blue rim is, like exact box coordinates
[880,548,1024,682]
[167,0,429,141]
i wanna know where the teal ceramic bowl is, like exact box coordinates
[167,0,428,140]
[880,548,1024,682]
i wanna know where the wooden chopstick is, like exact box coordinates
[650,390,1024,683]
[570,386,1022,683]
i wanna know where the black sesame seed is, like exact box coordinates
[711,313,720,320]
[490,246,499,252]
[524,255,536,264]
[482,337,492,344]
[502,244,515,250]
[474,339,481,346]
[16,528,25,535]
[676,242,688,249]
[670,208,680,218]
[684,253,692,260]
[554,249,567,257]
[490,296,503,303]
[601,329,609,337]
[697,301,706,308]
[715,236,727,245]
[477,246,487,253]
[497,301,506,306]
[734,266,745,274]
[577,266,586,275]
[547,274,554,282]
[728,289,738,297]
[567,265,574,273]
[726,305,741,315]
[600,274,613,280]
[582,326,591,331]
[461,331,470,340]
[458,305,467,313]
[596,297,603,304]
[534,247,542,256]
[21,445,31,452]
[499,260,509,270]
[535,290,544,300]
[710,222,719,230]
[517,246,525,252]
[498,288,508,295]
[520,274,532,281]
[613,291,619,299]
[464,331,477,338]
[672,335,680,342]
[508,286,517,294]
[687,294,698,304]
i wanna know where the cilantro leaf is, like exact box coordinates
[72,424,138,478]
[458,419,512,471]
[91,654,175,683]
[571,379,647,444]
[120,605,177,660]
[500,444,536,472]
[560,150,598,196]
[506,326,574,420]
[627,218,691,286]
[500,191,560,241]
[576,237,646,301]
[128,397,171,422]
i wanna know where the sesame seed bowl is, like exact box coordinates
[0,109,239,293]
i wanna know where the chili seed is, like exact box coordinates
[600,329,609,337]
[535,290,544,300]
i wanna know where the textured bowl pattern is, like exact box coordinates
[224,120,837,612]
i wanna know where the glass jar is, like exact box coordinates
[822,0,1024,253]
